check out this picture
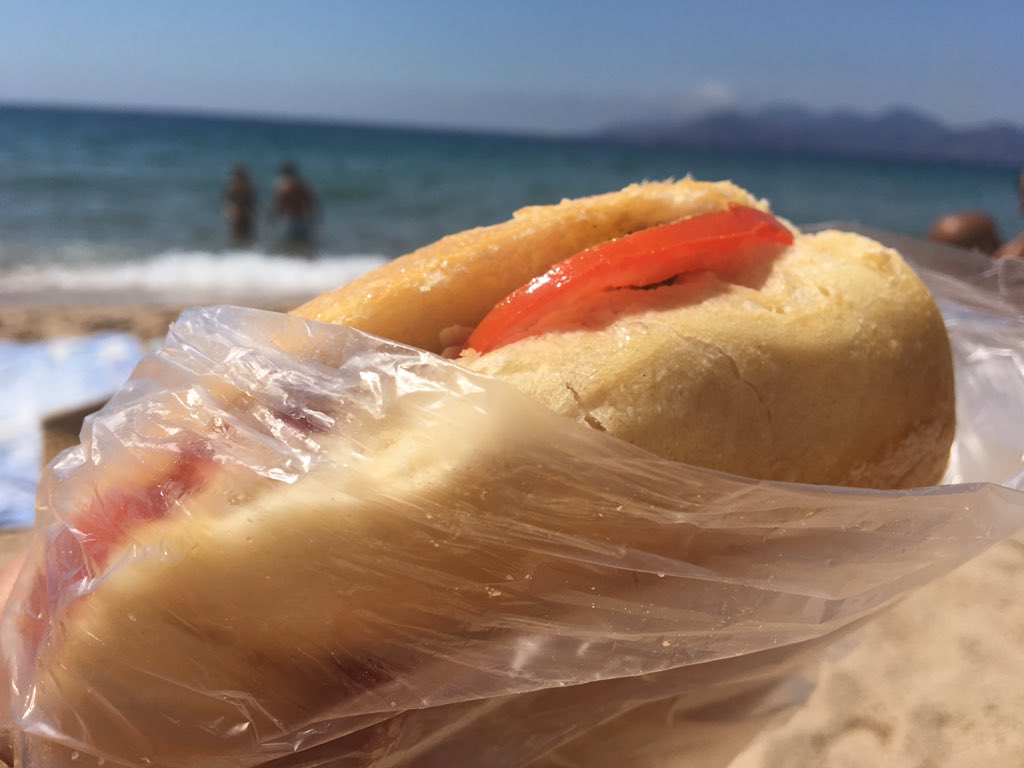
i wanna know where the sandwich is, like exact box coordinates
[297,178,954,488]
[7,179,955,766]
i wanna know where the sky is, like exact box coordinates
[2,1,1022,135]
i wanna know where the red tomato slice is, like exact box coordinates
[465,205,793,354]
[73,442,215,568]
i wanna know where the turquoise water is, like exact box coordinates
[1,104,1020,270]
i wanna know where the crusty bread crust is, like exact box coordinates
[293,178,766,354]
[462,229,954,489]
[296,179,953,489]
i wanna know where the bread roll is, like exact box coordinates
[296,179,954,488]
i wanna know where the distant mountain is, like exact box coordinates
[599,104,1024,167]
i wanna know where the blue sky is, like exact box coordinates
[2,1,1022,134]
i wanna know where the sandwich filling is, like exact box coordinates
[465,205,793,354]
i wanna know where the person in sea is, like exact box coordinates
[222,164,256,243]
[928,210,1001,254]
[270,161,319,253]
[928,170,1024,259]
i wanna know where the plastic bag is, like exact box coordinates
[3,237,1023,768]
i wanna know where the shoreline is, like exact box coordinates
[0,297,301,342]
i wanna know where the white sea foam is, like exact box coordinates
[0,249,390,306]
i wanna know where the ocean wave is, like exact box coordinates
[0,249,390,305]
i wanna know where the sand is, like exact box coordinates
[2,299,1022,766]
[0,298,297,342]
[729,535,1024,767]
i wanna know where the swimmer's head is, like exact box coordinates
[929,211,1001,255]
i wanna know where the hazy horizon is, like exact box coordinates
[2,2,1022,136]
[6,97,1024,144]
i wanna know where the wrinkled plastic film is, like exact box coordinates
[2,237,1023,767]
[830,223,1024,489]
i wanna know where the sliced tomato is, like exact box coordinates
[73,442,215,568]
[465,205,793,354]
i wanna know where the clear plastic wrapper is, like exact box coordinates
[2,235,1023,767]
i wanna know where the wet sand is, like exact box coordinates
[0,298,297,342]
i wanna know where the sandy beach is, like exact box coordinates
[2,299,1022,766]
[730,535,1024,767]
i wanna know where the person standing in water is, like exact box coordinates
[222,164,256,244]
[270,161,318,252]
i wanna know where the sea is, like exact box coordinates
[1,103,1022,302]
[1,104,1022,527]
